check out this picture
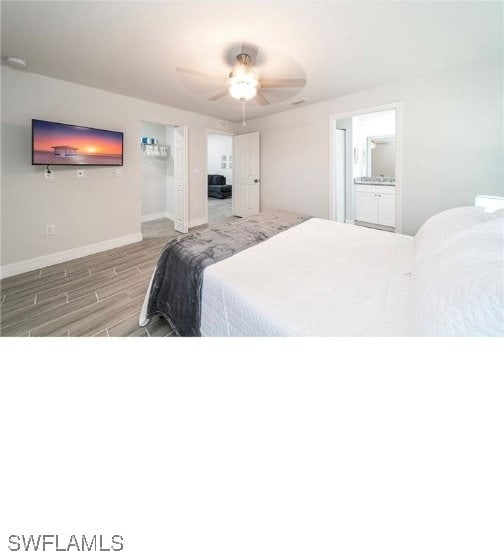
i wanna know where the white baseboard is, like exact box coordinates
[189,217,208,228]
[141,211,174,223]
[0,233,143,279]
[345,218,355,224]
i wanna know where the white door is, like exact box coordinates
[335,129,346,222]
[233,132,260,217]
[174,125,188,233]
[378,191,396,227]
[355,190,378,223]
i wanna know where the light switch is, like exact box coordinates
[115,168,123,176]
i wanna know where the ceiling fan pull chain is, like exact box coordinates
[241,98,246,126]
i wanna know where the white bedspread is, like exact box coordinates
[200,218,414,337]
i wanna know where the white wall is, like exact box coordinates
[358,110,395,137]
[241,58,504,235]
[1,66,237,269]
[207,132,233,186]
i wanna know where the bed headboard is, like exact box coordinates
[475,194,504,213]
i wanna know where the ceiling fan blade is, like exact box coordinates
[208,89,229,101]
[176,67,224,82]
[260,78,307,88]
[254,90,270,106]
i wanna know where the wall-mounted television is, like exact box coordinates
[32,119,123,166]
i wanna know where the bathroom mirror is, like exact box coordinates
[365,135,395,177]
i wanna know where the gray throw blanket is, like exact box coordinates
[146,210,311,336]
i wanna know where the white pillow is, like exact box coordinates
[414,206,493,264]
[410,218,504,336]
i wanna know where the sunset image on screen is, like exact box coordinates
[33,120,123,165]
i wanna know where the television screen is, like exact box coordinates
[32,119,123,166]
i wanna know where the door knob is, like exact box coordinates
[254,179,259,183]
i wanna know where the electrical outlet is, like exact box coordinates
[44,168,54,179]
[45,224,56,236]
[115,168,122,176]
[76,169,85,178]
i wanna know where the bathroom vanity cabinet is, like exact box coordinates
[354,184,396,227]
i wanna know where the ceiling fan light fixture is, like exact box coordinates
[228,54,259,100]
[229,78,258,100]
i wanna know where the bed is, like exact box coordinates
[200,219,413,336]
[140,206,504,337]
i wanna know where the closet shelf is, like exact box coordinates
[141,143,169,157]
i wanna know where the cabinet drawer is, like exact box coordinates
[355,184,395,195]
[377,186,396,196]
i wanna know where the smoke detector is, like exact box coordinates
[290,98,306,106]
[5,56,27,70]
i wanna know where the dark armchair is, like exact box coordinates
[208,174,232,199]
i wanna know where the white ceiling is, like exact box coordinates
[1,1,502,122]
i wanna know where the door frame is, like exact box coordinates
[205,128,235,224]
[329,101,403,233]
[334,128,346,223]
[174,125,189,233]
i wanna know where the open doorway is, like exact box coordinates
[140,120,175,238]
[140,121,188,238]
[206,130,233,225]
[330,104,402,233]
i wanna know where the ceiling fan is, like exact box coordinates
[176,50,306,125]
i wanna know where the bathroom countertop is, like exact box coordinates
[354,180,395,187]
